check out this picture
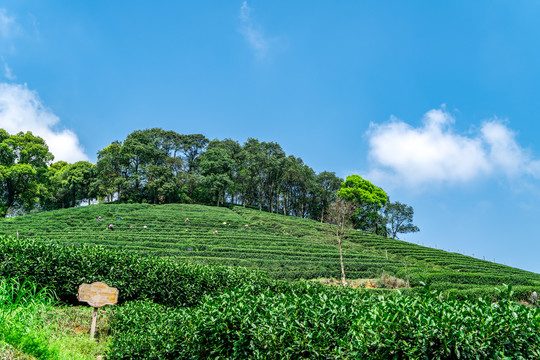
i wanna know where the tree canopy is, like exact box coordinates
[0,130,53,217]
[0,127,418,238]
[384,201,420,239]
[337,175,388,235]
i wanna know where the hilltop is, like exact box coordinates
[1,203,538,298]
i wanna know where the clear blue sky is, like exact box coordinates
[1,1,540,273]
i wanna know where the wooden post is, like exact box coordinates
[90,307,98,338]
[385,249,388,260]
[77,282,119,340]
[16,231,19,240]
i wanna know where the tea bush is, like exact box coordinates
[108,283,540,359]
[1,203,540,299]
[0,235,268,306]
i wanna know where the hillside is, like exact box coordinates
[1,203,539,296]
[1,203,540,359]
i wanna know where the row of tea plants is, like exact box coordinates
[2,235,540,359]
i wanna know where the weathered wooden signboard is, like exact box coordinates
[78,282,118,307]
[77,282,119,338]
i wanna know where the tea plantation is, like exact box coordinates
[1,204,540,359]
[1,233,540,359]
[1,203,539,299]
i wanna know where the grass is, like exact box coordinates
[0,278,110,360]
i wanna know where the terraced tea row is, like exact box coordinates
[1,203,540,290]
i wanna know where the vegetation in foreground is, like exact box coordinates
[0,277,110,360]
[109,283,540,359]
[2,234,540,359]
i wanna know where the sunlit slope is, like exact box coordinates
[1,203,539,289]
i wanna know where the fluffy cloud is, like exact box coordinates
[366,108,540,187]
[239,2,269,58]
[0,82,89,162]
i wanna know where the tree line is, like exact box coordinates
[0,128,418,238]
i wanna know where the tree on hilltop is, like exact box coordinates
[0,130,53,217]
[384,201,420,239]
[337,175,388,235]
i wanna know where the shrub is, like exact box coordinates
[0,235,269,307]
[379,273,408,289]
[108,283,540,359]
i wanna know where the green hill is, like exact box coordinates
[1,203,539,296]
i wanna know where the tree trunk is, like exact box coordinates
[269,181,276,213]
[339,234,346,286]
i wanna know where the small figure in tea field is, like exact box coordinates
[185,218,190,223]
[532,291,538,304]
[97,216,101,221]
[213,230,218,234]
[108,224,114,231]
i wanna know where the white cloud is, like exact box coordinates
[3,61,15,80]
[365,108,540,188]
[239,2,269,58]
[0,8,16,38]
[0,83,89,163]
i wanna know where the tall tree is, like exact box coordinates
[199,147,234,206]
[94,141,128,202]
[207,139,244,204]
[384,201,420,239]
[121,129,168,200]
[0,130,53,217]
[38,161,68,210]
[64,161,95,206]
[315,171,343,222]
[179,134,209,173]
[146,164,179,204]
[337,175,388,235]
[327,198,357,286]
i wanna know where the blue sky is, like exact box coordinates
[1,1,540,273]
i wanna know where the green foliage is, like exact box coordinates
[338,175,388,235]
[40,161,95,210]
[199,147,234,206]
[0,235,268,307]
[0,278,60,359]
[0,130,54,216]
[0,203,539,300]
[1,202,539,359]
[384,201,420,239]
[0,278,109,360]
[108,283,540,359]
[338,175,388,208]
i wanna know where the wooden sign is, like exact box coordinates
[77,282,119,339]
[77,282,118,308]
